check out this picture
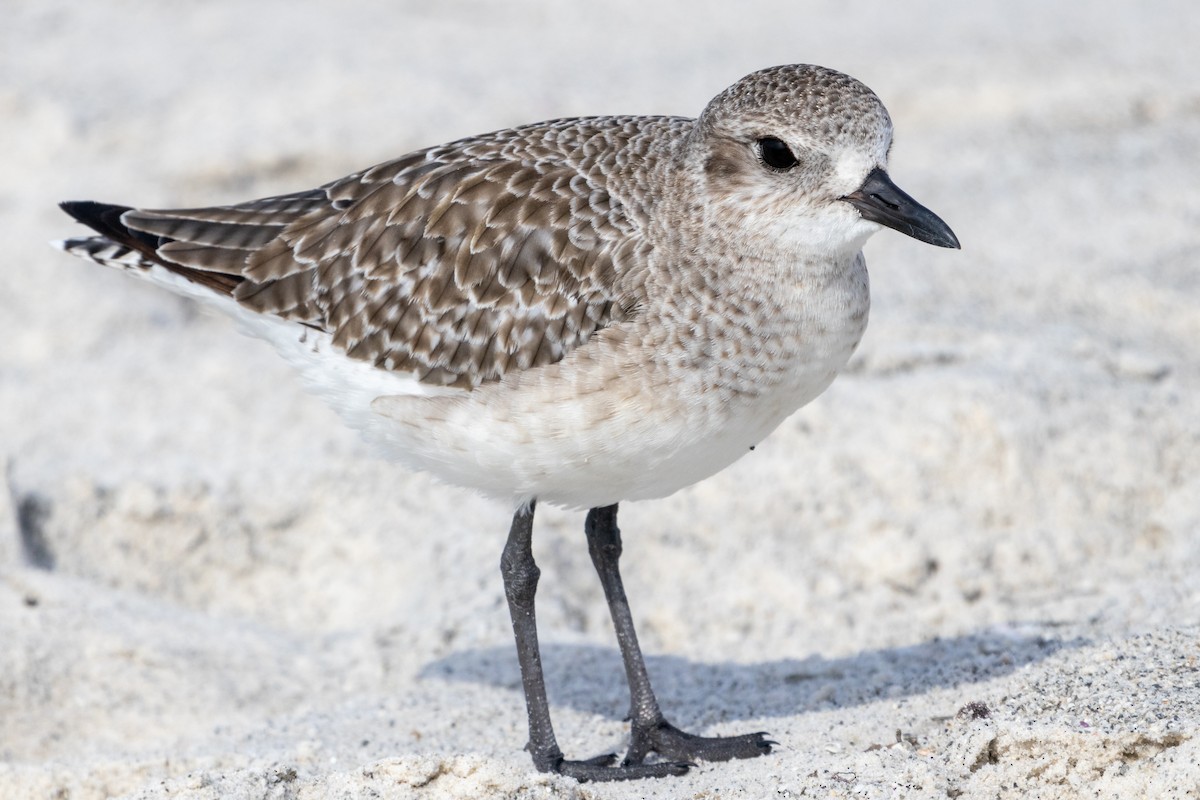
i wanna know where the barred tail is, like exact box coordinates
[55,201,242,295]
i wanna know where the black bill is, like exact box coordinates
[842,168,960,249]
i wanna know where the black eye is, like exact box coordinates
[758,137,798,170]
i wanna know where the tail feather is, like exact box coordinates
[60,201,158,254]
[57,200,243,295]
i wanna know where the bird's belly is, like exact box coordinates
[366,304,864,510]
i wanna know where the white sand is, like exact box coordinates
[3,2,1199,798]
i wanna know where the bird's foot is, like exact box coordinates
[625,720,775,765]
[544,751,691,782]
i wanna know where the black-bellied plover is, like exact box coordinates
[56,64,959,781]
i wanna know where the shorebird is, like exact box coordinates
[56,63,958,781]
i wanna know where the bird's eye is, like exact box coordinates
[758,137,798,170]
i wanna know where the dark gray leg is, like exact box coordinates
[585,504,775,765]
[500,501,689,781]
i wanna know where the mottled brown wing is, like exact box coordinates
[122,118,659,389]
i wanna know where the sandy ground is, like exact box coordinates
[3,2,1199,798]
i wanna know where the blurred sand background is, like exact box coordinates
[2,2,1198,798]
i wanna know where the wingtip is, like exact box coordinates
[59,199,94,220]
[59,200,128,226]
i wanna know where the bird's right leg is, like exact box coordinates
[584,504,774,766]
[500,501,689,781]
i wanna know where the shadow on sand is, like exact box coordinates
[419,628,1079,725]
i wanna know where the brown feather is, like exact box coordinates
[62,116,690,388]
